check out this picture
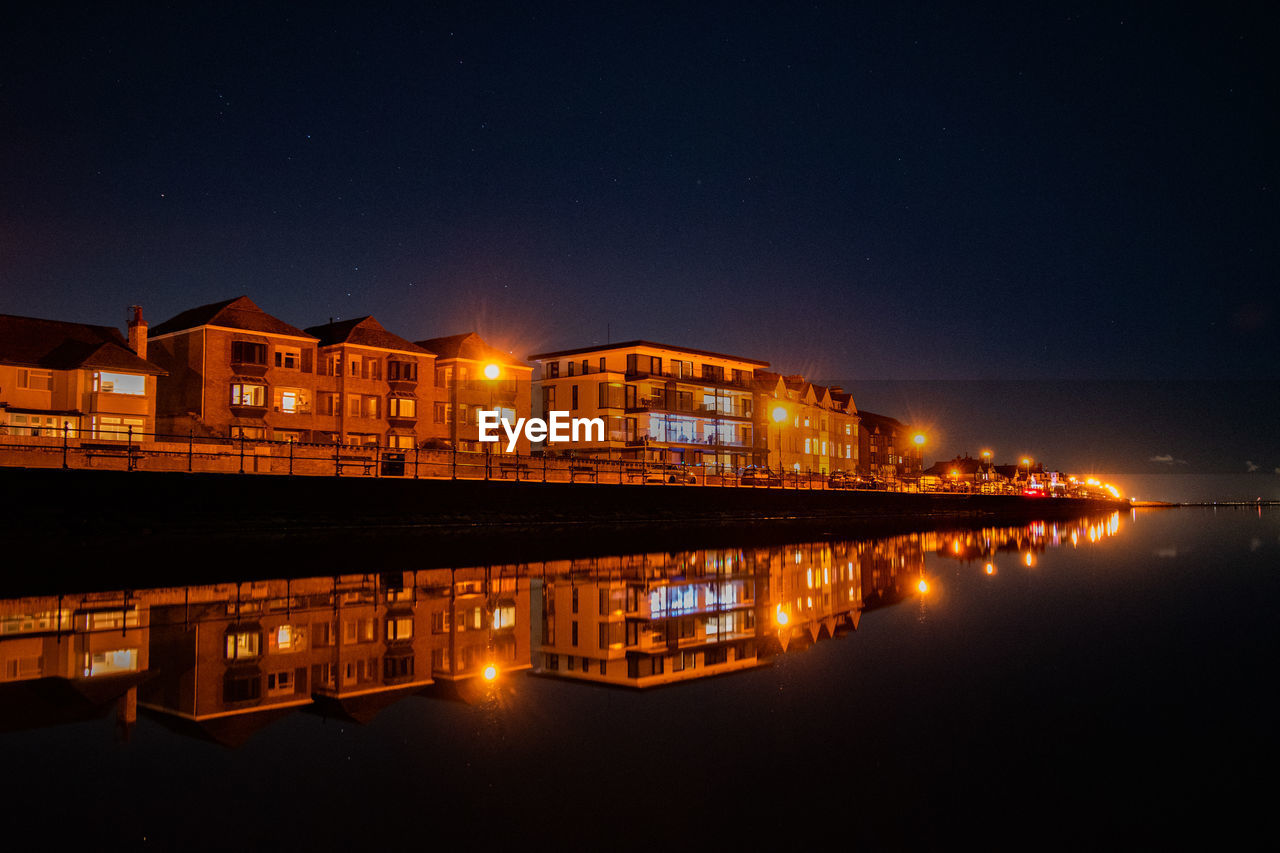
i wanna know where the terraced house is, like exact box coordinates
[528,341,765,471]
[753,372,859,474]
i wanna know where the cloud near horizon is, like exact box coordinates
[1246,461,1260,473]
[1149,454,1187,465]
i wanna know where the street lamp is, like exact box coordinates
[483,362,500,479]
[771,403,787,472]
[913,433,926,491]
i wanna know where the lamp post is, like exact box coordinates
[981,449,992,493]
[483,362,500,479]
[771,403,787,474]
[1021,457,1032,492]
[912,433,926,492]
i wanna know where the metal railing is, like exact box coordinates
[0,427,1098,496]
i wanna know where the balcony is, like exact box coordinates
[625,396,752,420]
[623,367,755,390]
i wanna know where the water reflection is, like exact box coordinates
[0,512,1122,740]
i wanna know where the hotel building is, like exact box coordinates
[527,341,766,471]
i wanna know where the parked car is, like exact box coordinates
[644,465,698,484]
[739,466,782,486]
[829,472,857,489]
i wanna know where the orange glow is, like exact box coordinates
[984,563,994,575]
[483,363,500,380]
[771,405,788,423]
[917,578,929,594]
[482,664,498,681]
[1024,553,1034,567]
[913,434,926,446]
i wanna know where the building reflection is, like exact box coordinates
[0,513,1122,738]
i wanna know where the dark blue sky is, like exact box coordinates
[2,2,1277,488]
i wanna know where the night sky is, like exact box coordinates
[2,3,1276,495]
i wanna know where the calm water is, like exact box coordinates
[2,508,1275,848]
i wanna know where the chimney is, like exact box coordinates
[127,305,147,359]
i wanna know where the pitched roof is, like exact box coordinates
[149,296,315,339]
[304,316,430,354]
[857,410,907,430]
[0,313,165,375]
[417,332,529,368]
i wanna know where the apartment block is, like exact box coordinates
[528,341,765,470]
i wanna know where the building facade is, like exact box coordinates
[527,341,766,470]
[856,410,921,483]
[753,373,859,474]
[148,297,488,448]
[0,309,165,440]
[415,333,534,453]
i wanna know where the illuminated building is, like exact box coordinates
[416,333,534,453]
[752,372,859,474]
[0,309,165,440]
[527,341,765,471]
[856,410,920,484]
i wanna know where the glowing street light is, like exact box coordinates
[912,433,926,490]
[483,362,500,380]
[482,663,498,681]
[771,405,788,424]
[774,603,790,626]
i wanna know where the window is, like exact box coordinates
[17,368,53,391]
[492,605,516,629]
[225,629,261,660]
[387,434,415,449]
[343,618,375,644]
[94,371,145,395]
[599,357,606,372]
[83,649,138,677]
[386,616,413,641]
[267,670,296,695]
[348,395,361,417]
[318,392,340,416]
[275,387,307,414]
[274,347,301,369]
[567,361,575,377]
[92,416,144,440]
[389,397,416,418]
[231,383,266,406]
[571,385,578,410]
[548,362,559,379]
[388,360,417,381]
[571,621,578,646]
[231,341,267,365]
[434,402,448,424]
[224,673,262,703]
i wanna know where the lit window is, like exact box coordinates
[389,397,416,418]
[274,347,301,369]
[225,630,261,660]
[386,617,413,641]
[231,383,266,406]
[95,371,145,395]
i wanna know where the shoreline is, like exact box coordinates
[2,466,1127,595]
